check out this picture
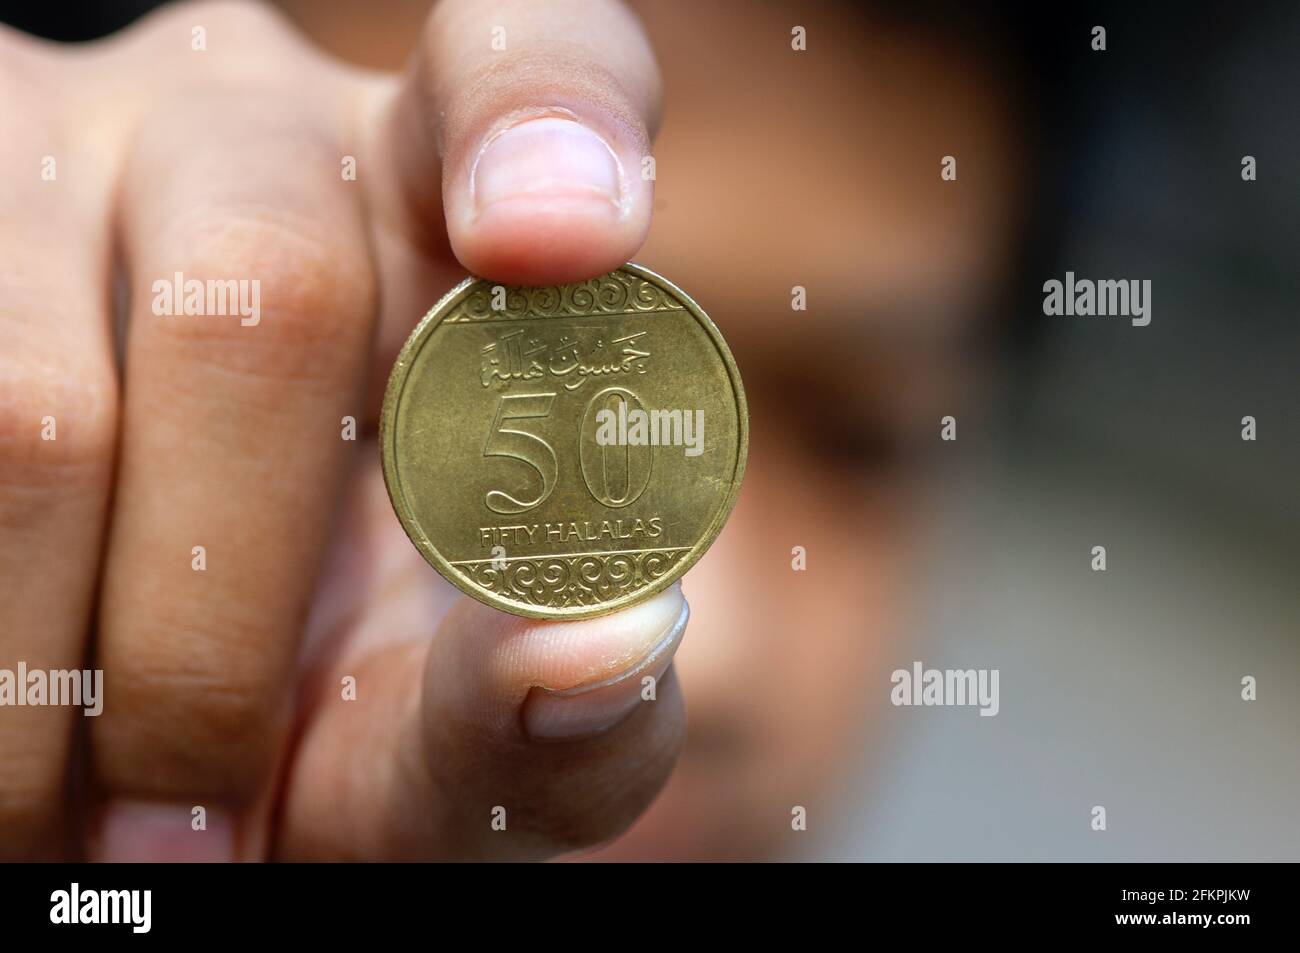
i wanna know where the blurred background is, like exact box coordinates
[6,0,1296,860]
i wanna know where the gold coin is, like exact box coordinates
[380,264,748,619]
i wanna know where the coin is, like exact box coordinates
[380,264,748,620]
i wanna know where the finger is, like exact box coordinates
[0,52,118,858]
[91,84,376,860]
[277,579,688,861]
[375,0,662,283]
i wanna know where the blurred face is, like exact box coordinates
[590,1,1020,860]
[285,0,1020,860]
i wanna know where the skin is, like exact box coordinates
[0,0,1016,860]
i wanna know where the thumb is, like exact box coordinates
[374,0,662,283]
[276,584,688,860]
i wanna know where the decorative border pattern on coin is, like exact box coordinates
[380,263,749,620]
[443,268,683,322]
[450,547,693,609]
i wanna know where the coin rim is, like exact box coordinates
[379,262,749,620]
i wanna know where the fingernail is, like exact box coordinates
[523,592,689,741]
[95,801,234,862]
[472,117,624,212]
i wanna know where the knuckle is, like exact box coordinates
[127,0,308,80]
[149,210,372,368]
[0,759,64,858]
[100,637,280,797]
[149,0,292,42]
[0,795,58,858]
[0,355,117,486]
[0,23,48,73]
[187,0,288,29]
[0,47,55,136]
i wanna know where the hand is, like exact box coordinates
[0,0,685,861]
